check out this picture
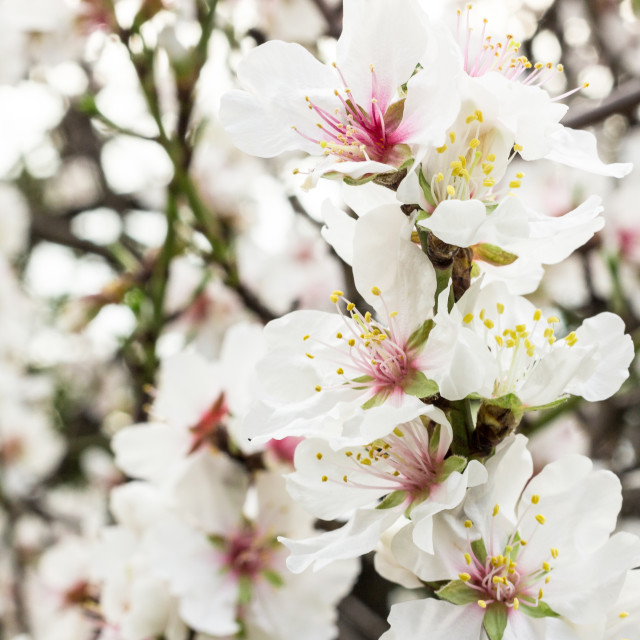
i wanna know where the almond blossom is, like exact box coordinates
[379,435,640,640]
[243,204,493,448]
[220,0,461,185]
[280,407,487,572]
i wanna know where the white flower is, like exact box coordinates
[453,281,634,407]
[143,452,358,639]
[220,0,460,184]
[380,435,640,640]
[113,323,266,486]
[280,407,487,572]
[245,204,491,447]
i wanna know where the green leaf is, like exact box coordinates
[474,243,518,266]
[406,319,434,351]
[471,539,487,565]
[437,455,467,481]
[418,167,436,207]
[261,569,285,588]
[238,575,253,605]
[376,490,408,510]
[361,392,387,410]
[483,604,508,640]
[520,601,560,619]
[403,371,439,398]
[436,580,480,605]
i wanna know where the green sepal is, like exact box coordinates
[415,209,430,222]
[486,394,523,413]
[429,423,442,457]
[437,455,467,482]
[474,243,519,266]
[384,99,406,131]
[418,167,436,207]
[485,203,499,214]
[238,575,253,605]
[471,538,487,565]
[470,262,481,278]
[208,534,226,548]
[361,392,388,410]
[406,319,434,351]
[524,395,571,412]
[376,490,407,510]
[349,374,374,390]
[483,603,508,640]
[436,580,480,605]
[403,371,439,399]
[261,569,285,588]
[342,173,378,186]
[520,601,560,619]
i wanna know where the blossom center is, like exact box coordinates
[308,289,417,399]
[293,64,408,165]
[223,529,275,579]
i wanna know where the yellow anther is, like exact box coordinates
[497,303,505,314]
[347,302,355,311]
[330,295,339,303]
[322,475,328,482]
[477,600,487,609]
[336,368,344,375]
[513,144,523,152]
[343,475,348,482]
[449,131,456,143]
[482,163,494,175]
[551,548,559,559]
[484,319,495,330]
[447,185,455,197]
[463,313,474,324]
[509,180,521,189]
[487,153,496,162]
[305,353,315,359]
[535,514,546,525]
[619,611,629,619]
[495,336,504,347]
[565,332,578,346]
[348,339,355,347]
[459,573,471,582]
[469,138,480,148]
[548,337,556,346]
[315,385,322,392]
[436,145,447,154]
[332,289,344,297]
[292,168,300,175]
[515,324,527,333]
[520,539,527,546]
[465,114,476,124]
[557,64,564,72]
[336,332,343,339]
[360,458,371,466]
[544,328,553,338]
[393,427,404,437]
[303,335,310,342]
[345,451,353,457]
[464,520,473,529]
[516,172,525,179]
[538,588,544,599]
[371,286,381,296]
[513,597,520,610]
[493,504,500,517]
[436,172,444,182]
[542,562,550,572]
[506,339,516,348]
[483,178,496,188]
[464,553,472,565]
[547,316,559,324]
[531,494,540,504]
[364,311,372,323]
[316,452,323,460]
[389,311,398,318]
[533,309,542,321]
[479,309,486,320]
[545,576,551,583]
[475,110,483,122]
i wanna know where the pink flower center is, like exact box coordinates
[459,499,557,613]
[307,290,418,401]
[224,529,274,579]
[293,64,409,165]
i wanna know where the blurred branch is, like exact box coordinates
[563,78,640,128]
[310,0,343,38]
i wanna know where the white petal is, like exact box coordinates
[419,199,488,247]
[320,200,356,265]
[545,127,632,178]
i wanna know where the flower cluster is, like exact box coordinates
[221,1,640,638]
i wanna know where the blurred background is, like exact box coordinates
[1,0,640,638]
